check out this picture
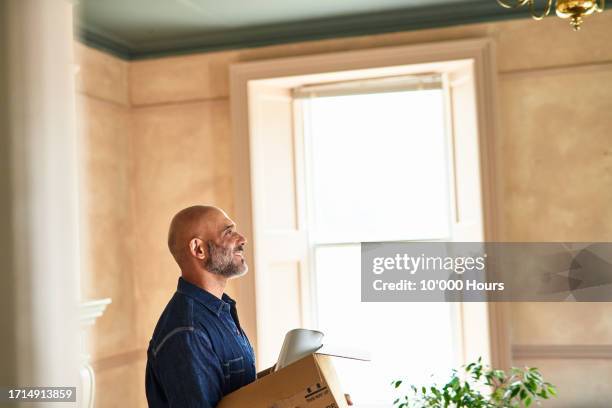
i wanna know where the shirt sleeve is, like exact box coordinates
[153,329,224,408]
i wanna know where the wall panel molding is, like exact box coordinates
[500,60,612,79]
[513,344,612,360]
[92,348,147,372]
[77,92,130,109]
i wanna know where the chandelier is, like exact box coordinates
[496,0,605,30]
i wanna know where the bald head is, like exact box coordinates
[168,205,219,263]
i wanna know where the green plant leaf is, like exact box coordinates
[389,360,557,408]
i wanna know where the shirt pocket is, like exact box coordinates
[222,356,245,392]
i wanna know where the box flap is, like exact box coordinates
[313,355,350,408]
[315,344,371,361]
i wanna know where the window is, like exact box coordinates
[299,79,459,406]
[229,39,506,403]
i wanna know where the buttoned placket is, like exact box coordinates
[219,304,242,338]
[219,303,255,369]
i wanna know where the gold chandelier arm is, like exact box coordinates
[529,0,552,20]
[496,0,529,9]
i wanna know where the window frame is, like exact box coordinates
[229,38,510,371]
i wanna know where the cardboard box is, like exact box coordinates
[217,353,355,408]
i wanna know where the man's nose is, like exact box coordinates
[237,233,247,245]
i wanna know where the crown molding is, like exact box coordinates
[76,1,532,60]
[79,28,132,60]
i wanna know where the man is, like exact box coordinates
[146,205,256,407]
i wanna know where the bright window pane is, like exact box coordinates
[307,90,450,243]
[314,245,457,407]
[305,88,458,407]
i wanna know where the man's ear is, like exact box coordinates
[189,238,206,260]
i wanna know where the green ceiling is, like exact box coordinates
[76,0,533,60]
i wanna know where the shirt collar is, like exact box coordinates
[177,277,234,316]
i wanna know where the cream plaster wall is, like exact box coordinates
[77,11,612,408]
[130,100,234,349]
[75,42,238,408]
[75,43,135,361]
[75,42,146,408]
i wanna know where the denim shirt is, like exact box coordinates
[145,278,256,407]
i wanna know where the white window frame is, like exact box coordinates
[229,38,510,371]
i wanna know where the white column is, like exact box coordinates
[0,0,80,403]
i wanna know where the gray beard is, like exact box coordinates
[205,241,247,278]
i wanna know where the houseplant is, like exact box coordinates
[392,357,557,407]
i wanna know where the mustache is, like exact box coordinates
[234,243,245,252]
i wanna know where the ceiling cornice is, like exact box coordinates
[77,1,533,60]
